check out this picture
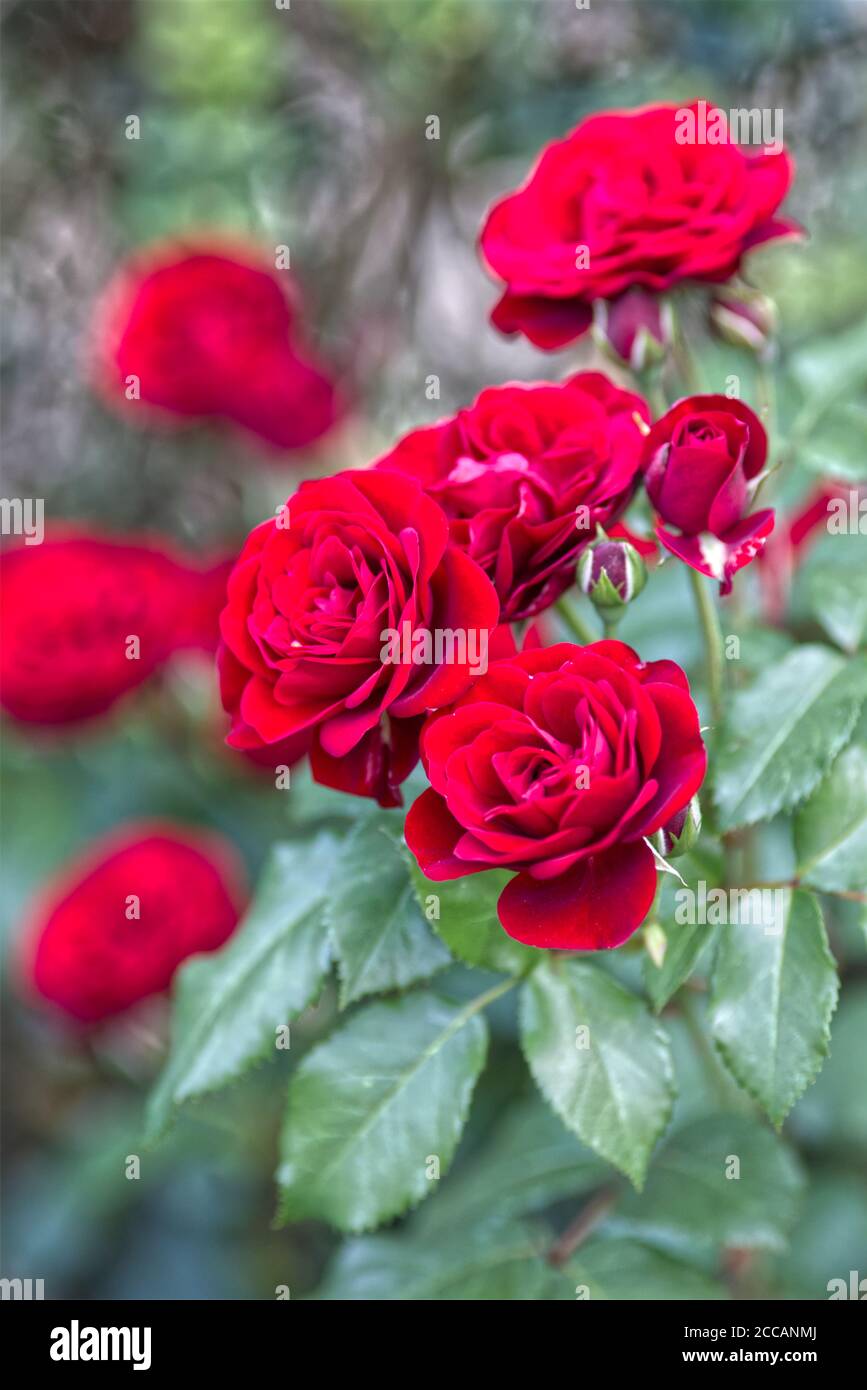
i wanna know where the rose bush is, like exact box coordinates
[480,101,797,349]
[375,371,649,620]
[641,394,774,593]
[219,468,499,806]
[92,242,341,451]
[405,640,706,948]
[24,823,245,1022]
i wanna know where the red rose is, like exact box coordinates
[0,532,224,725]
[642,394,774,593]
[219,469,499,807]
[481,102,797,350]
[375,372,648,621]
[92,242,341,451]
[406,640,706,950]
[23,823,246,1022]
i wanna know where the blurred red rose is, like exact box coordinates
[375,372,648,621]
[92,242,341,451]
[406,640,706,950]
[219,469,499,807]
[641,395,775,594]
[24,823,246,1023]
[0,531,230,725]
[481,102,797,350]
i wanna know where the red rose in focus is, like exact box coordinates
[0,532,226,725]
[93,243,341,451]
[641,394,774,594]
[406,641,706,950]
[375,372,648,621]
[481,102,797,350]
[219,469,499,807]
[24,824,246,1022]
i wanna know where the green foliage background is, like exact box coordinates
[2,0,866,1300]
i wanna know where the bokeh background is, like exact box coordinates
[2,0,866,1300]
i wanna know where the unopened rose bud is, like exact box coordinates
[592,288,673,374]
[709,288,777,355]
[652,796,701,859]
[577,537,647,618]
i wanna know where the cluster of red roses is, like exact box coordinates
[8,102,798,1020]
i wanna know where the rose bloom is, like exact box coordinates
[23,824,246,1022]
[92,242,341,451]
[0,532,228,725]
[641,395,774,593]
[375,372,648,621]
[481,102,797,350]
[219,469,499,807]
[406,640,706,950]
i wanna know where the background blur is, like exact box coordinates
[2,0,866,1300]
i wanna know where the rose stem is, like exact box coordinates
[688,568,725,732]
[557,594,598,645]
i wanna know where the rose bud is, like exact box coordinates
[21,823,246,1023]
[592,289,673,374]
[577,535,647,619]
[709,288,777,356]
[406,640,706,950]
[650,795,701,859]
[641,394,775,594]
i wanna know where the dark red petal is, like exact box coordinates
[497,840,657,950]
[310,716,422,808]
[490,292,593,350]
[404,786,488,881]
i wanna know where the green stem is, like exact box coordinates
[557,595,598,645]
[688,567,725,730]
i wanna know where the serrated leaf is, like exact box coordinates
[327,816,450,1006]
[795,402,867,484]
[713,646,867,831]
[407,859,537,975]
[565,1238,727,1300]
[794,743,867,892]
[277,989,488,1232]
[520,958,674,1188]
[313,1217,560,1300]
[612,1115,804,1259]
[144,835,334,1143]
[418,1093,610,1232]
[709,889,839,1126]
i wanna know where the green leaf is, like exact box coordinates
[789,986,867,1150]
[520,958,675,1188]
[713,646,867,831]
[144,835,334,1142]
[796,402,867,483]
[277,988,489,1232]
[418,1093,610,1232]
[709,889,839,1125]
[408,859,537,975]
[643,848,724,1012]
[612,1115,804,1260]
[327,816,450,1006]
[794,743,867,892]
[565,1238,727,1300]
[801,532,867,652]
[790,316,867,409]
[313,1217,561,1300]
